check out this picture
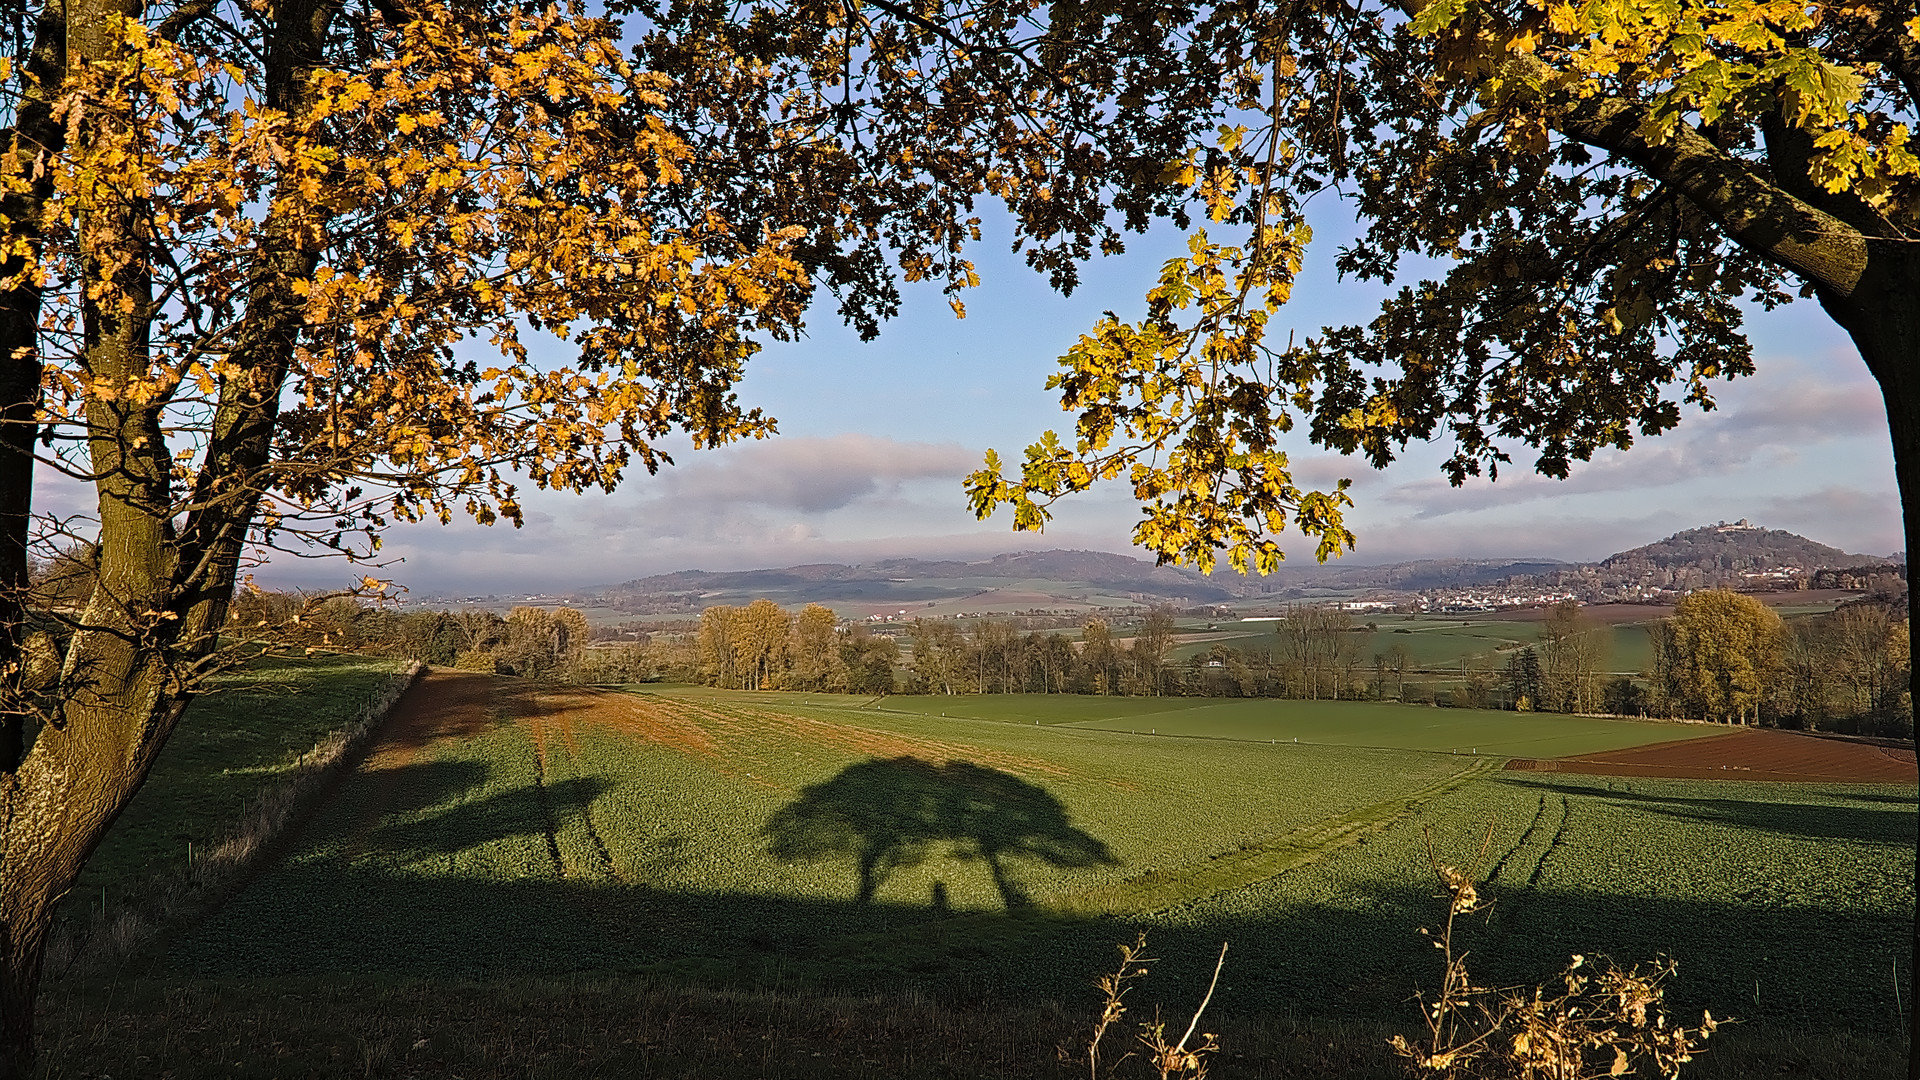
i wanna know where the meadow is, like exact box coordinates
[65,652,411,927]
[45,674,1916,1078]
[1173,615,1659,674]
[856,692,1710,757]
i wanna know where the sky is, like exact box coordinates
[255,207,1902,597]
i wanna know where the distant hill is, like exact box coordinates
[1241,557,1573,593]
[582,549,1236,614]
[562,523,1896,616]
[1599,521,1881,573]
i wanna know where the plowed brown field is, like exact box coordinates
[365,671,1070,780]
[1504,727,1916,783]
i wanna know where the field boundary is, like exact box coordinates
[60,659,424,975]
[1050,757,1506,917]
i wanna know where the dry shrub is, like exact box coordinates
[1083,933,1226,1079]
[1391,827,1721,1079]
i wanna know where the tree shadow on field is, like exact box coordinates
[1498,776,1917,845]
[369,775,608,859]
[320,757,608,864]
[763,757,1115,909]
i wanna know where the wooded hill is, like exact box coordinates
[580,550,1236,614]
[560,525,1894,615]
[1601,523,1886,573]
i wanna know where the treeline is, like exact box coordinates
[227,594,693,683]
[238,589,1911,737]
[695,602,1398,699]
[1644,590,1910,735]
[696,600,899,693]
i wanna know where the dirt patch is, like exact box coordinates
[735,707,1070,777]
[502,684,725,760]
[1506,728,1917,783]
[360,669,501,769]
[350,674,1071,786]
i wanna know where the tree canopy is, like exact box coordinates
[0,0,1916,1071]
[963,0,1918,575]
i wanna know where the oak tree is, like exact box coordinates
[0,0,1246,1056]
[940,0,1918,1063]
[1657,588,1786,723]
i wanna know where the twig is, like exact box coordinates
[1174,941,1228,1055]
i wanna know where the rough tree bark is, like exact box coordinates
[1821,249,1920,1078]
[0,0,330,1069]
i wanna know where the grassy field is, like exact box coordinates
[850,692,1713,757]
[1169,616,1657,677]
[44,675,1916,1077]
[67,651,411,917]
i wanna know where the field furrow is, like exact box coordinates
[1055,758,1506,916]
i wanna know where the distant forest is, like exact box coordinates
[237,587,1912,739]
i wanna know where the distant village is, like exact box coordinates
[406,520,1904,629]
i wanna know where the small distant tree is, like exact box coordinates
[1602,677,1647,718]
[1079,618,1119,696]
[1382,642,1412,702]
[1504,647,1542,712]
[909,619,963,696]
[788,604,842,691]
[1539,602,1610,714]
[734,599,792,691]
[551,609,590,672]
[698,605,743,689]
[1129,606,1178,696]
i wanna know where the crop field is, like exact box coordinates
[1168,615,1656,676]
[164,673,1490,978]
[858,692,1710,757]
[121,672,1904,1063]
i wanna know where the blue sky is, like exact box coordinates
[261,207,1902,596]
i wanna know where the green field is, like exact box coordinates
[848,692,1711,757]
[45,676,1916,1077]
[69,651,411,917]
[1169,615,1657,676]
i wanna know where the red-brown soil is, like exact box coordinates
[357,673,1071,784]
[361,668,502,768]
[1505,728,1917,783]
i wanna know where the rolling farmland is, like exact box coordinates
[45,669,1915,1077]
[159,677,1911,1027]
[861,692,1709,757]
[1166,614,1658,675]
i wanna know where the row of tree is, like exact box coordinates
[242,591,1911,736]
[1647,591,1910,734]
[692,594,1911,738]
[695,601,900,694]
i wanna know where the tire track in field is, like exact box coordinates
[1481,794,1568,937]
[527,723,566,879]
[578,804,621,881]
[1525,796,1573,892]
[1485,795,1550,888]
[1056,757,1507,917]
[523,702,620,881]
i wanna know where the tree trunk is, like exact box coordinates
[1822,246,1920,1079]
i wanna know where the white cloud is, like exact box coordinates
[1376,366,1890,519]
